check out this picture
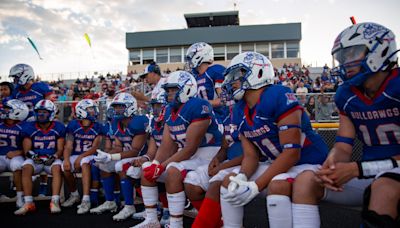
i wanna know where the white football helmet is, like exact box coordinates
[1,99,29,121]
[222,52,274,100]
[9,64,35,86]
[75,99,99,121]
[186,42,214,69]
[162,71,197,107]
[110,92,137,119]
[331,22,398,86]
[34,99,57,122]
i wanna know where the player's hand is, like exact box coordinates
[133,156,148,167]
[74,155,83,171]
[208,157,221,177]
[143,160,165,182]
[6,151,18,159]
[63,160,72,172]
[94,150,111,163]
[320,162,359,191]
[126,166,142,179]
[221,173,259,207]
[27,151,42,164]
[43,155,56,166]
[315,154,337,186]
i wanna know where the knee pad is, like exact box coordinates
[362,209,399,228]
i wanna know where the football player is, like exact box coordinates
[129,90,171,226]
[131,71,222,228]
[0,99,29,207]
[14,100,65,215]
[91,93,148,221]
[218,52,328,228]
[292,22,400,228]
[10,64,53,196]
[61,99,103,214]
[189,105,244,228]
[186,42,228,126]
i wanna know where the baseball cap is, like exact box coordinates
[140,62,160,78]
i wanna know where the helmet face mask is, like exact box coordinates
[109,93,137,120]
[0,99,29,121]
[162,71,197,109]
[331,22,398,86]
[9,64,35,86]
[75,99,99,122]
[34,100,56,123]
[222,52,274,101]
[186,42,214,70]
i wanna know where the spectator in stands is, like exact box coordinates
[304,95,316,120]
[312,77,322,93]
[316,95,336,121]
[295,80,308,94]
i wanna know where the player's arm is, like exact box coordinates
[132,91,150,102]
[63,133,74,161]
[209,87,223,107]
[238,134,260,179]
[22,137,32,156]
[103,135,112,152]
[161,119,209,167]
[133,137,156,167]
[121,132,148,159]
[55,137,65,159]
[255,109,302,191]
[154,124,178,163]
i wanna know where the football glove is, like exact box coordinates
[221,173,260,207]
[143,160,165,182]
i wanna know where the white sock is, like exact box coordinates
[167,191,186,216]
[169,216,183,228]
[220,187,244,228]
[141,186,158,207]
[267,195,292,228]
[82,195,90,202]
[52,195,60,202]
[24,196,33,203]
[145,208,158,221]
[292,203,320,228]
[17,191,24,198]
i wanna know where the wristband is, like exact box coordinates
[142,155,151,161]
[279,125,301,131]
[111,153,122,161]
[335,136,354,146]
[281,143,302,149]
[357,158,398,178]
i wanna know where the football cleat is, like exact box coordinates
[14,203,36,215]
[77,200,91,214]
[113,205,136,221]
[50,200,61,213]
[159,209,170,227]
[130,217,161,228]
[132,210,147,220]
[16,196,24,208]
[90,200,117,214]
[62,194,80,207]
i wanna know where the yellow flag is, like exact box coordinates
[84,33,91,48]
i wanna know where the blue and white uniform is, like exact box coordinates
[62,120,104,172]
[0,122,26,172]
[162,97,222,183]
[322,69,400,205]
[12,82,53,120]
[21,121,65,174]
[193,64,229,124]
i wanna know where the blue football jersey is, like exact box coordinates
[22,121,66,156]
[222,112,243,160]
[151,117,164,148]
[12,82,53,118]
[0,122,26,155]
[232,85,328,165]
[66,120,104,155]
[193,64,229,123]
[335,69,400,160]
[109,115,148,155]
[164,97,222,149]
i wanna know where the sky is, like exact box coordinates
[0,0,399,81]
